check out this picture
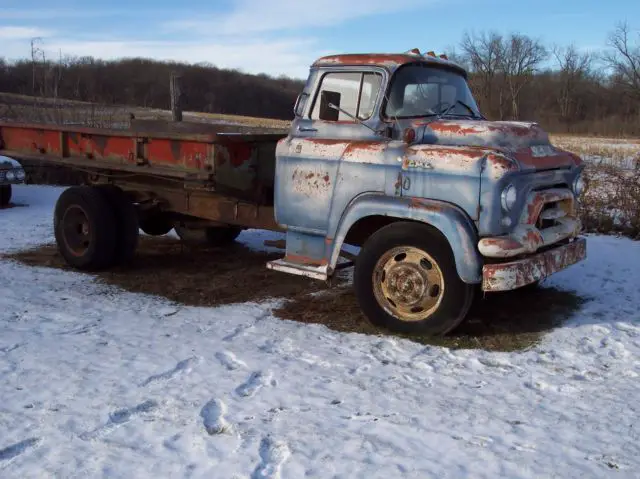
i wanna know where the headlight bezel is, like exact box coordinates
[500,183,518,212]
[15,168,26,181]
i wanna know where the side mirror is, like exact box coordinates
[319,90,341,121]
[293,93,308,117]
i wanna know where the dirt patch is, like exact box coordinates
[5,236,325,307]
[5,236,586,352]
[275,284,586,352]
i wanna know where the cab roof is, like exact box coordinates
[311,52,467,77]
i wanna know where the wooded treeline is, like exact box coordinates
[0,23,638,135]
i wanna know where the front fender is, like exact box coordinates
[329,194,482,284]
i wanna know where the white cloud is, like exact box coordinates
[0,0,436,78]
[166,0,426,35]
[0,26,50,39]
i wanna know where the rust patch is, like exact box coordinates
[427,122,485,135]
[306,138,349,146]
[486,154,519,179]
[486,124,535,137]
[312,53,422,68]
[291,168,331,197]
[483,239,586,292]
[285,253,328,267]
[221,142,253,167]
[514,148,575,170]
[409,198,444,212]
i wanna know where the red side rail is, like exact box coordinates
[0,122,218,174]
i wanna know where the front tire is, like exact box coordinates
[54,186,118,270]
[354,222,475,335]
[0,184,11,207]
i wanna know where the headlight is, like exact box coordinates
[501,184,517,211]
[5,170,15,181]
[15,169,25,181]
[573,174,585,196]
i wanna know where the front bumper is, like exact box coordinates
[482,237,586,292]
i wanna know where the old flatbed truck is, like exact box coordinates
[0,49,587,335]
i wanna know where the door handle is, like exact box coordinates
[297,126,318,133]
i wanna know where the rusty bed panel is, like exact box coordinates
[482,238,586,292]
[0,121,284,203]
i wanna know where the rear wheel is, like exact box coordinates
[139,211,173,236]
[54,186,117,270]
[96,185,139,265]
[354,222,475,335]
[0,184,11,207]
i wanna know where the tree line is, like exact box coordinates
[0,22,638,136]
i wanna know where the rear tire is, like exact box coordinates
[139,212,173,236]
[354,222,475,335]
[0,184,11,207]
[96,185,139,265]
[54,186,117,270]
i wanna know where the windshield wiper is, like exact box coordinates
[439,100,484,119]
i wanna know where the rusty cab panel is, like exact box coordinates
[269,54,487,281]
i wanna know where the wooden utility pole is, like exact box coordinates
[170,72,183,122]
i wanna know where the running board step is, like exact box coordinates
[266,259,329,280]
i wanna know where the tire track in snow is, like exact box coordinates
[140,357,199,387]
[251,437,290,479]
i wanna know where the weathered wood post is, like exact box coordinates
[170,72,183,122]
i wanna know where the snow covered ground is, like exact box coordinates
[1,185,640,478]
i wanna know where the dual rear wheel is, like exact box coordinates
[54,185,138,270]
[54,185,243,271]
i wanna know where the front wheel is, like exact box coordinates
[354,222,475,335]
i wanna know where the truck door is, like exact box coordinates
[275,71,383,234]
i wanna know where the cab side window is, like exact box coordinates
[310,72,382,122]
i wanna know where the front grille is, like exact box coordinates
[0,170,6,182]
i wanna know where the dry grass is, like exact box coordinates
[0,92,289,130]
[552,135,640,238]
[3,236,586,352]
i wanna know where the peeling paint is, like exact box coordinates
[483,238,586,292]
[291,168,332,198]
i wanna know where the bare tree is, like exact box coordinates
[604,22,640,98]
[500,34,547,120]
[552,44,592,121]
[460,31,504,117]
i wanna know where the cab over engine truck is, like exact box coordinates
[0,49,587,335]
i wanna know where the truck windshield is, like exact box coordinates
[385,64,481,119]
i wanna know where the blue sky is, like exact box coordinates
[1,0,637,79]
